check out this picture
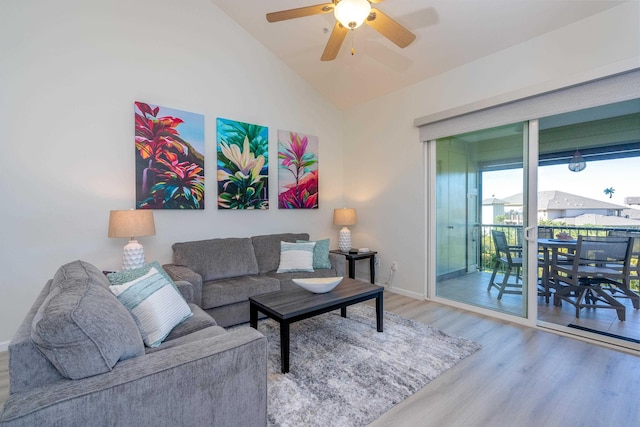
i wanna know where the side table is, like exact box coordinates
[330,250,377,284]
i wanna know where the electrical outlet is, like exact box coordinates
[391,261,398,271]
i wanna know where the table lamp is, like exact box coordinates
[108,209,156,270]
[333,208,357,252]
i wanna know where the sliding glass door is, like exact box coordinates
[435,122,530,317]
[422,71,640,349]
[428,96,640,349]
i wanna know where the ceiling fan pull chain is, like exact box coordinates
[351,32,355,55]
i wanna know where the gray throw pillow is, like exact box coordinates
[31,260,145,379]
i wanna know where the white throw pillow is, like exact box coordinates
[277,241,316,273]
[109,267,192,347]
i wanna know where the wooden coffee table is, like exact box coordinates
[249,278,383,373]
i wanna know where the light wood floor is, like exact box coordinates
[368,293,640,427]
[1,294,639,426]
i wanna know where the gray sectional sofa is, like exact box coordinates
[163,233,347,327]
[0,260,267,427]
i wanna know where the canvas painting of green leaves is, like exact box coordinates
[216,118,269,209]
[135,102,205,209]
[278,130,319,209]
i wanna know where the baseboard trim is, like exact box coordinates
[383,285,424,300]
[0,340,9,353]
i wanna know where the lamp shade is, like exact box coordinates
[333,208,357,226]
[334,0,371,29]
[108,210,156,239]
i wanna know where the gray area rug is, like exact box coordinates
[246,304,481,427]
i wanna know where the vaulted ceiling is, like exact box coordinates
[210,0,627,109]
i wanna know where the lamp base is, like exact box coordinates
[122,239,145,270]
[339,227,351,252]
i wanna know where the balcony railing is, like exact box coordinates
[480,224,640,290]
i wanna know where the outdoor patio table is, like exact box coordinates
[538,238,577,302]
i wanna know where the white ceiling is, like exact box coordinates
[210,0,628,109]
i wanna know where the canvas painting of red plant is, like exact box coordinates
[278,130,318,209]
[135,102,205,209]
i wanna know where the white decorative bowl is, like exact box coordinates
[293,277,343,293]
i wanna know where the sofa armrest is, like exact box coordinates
[174,280,195,304]
[0,328,267,427]
[329,252,347,278]
[163,264,203,306]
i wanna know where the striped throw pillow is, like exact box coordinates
[276,241,316,273]
[108,267,192,347]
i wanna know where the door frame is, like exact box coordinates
[425,123,539,328]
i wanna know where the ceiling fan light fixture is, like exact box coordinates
[334,0,371,29]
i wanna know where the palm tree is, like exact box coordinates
[603,187,615,198]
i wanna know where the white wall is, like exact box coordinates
[343,2,640,297]
[0,0,345,344]
[1,1,638,346]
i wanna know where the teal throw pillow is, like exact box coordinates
[107,261,177,290]
[298,239,331,269]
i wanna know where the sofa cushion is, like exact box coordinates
[172,237,259,281]
[201,275,280,309]
[50,259,111,290]
[251,233,309,273]
[298,238,331,269]
[277,241,316,273]
[9,280,66,395]
[108,267,193,348]
[30,260,145,380]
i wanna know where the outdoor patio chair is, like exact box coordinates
[487,230,523,300]
[603,231,640,310]
[551,235,632,321]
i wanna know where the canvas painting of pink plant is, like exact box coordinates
[278,130,319,209]
[135,102,205,209]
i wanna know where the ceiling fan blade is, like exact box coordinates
[368,0,384,3]
[321,22,348,61]
[266,3,335,23]
[365,8,416,48]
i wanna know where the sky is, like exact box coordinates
[482,157,640,208]
[154,104,205,154]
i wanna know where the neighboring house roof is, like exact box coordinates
[481,197,509,205]
[554,213,640,227]
[500,190,628,211]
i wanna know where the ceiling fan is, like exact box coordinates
[266,0,416,61]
